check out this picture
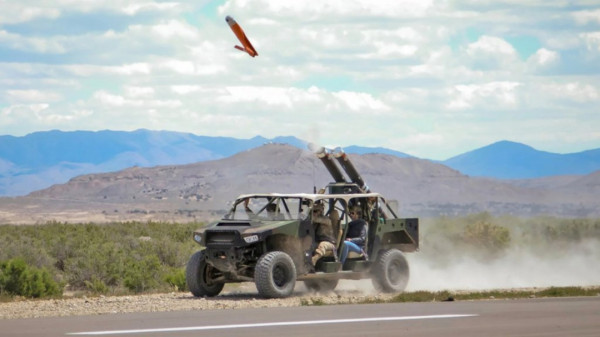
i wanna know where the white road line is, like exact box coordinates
[67,314,478,335]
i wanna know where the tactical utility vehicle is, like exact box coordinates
[186,147,418,298]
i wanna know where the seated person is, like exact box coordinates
[265,203,284,220]
[244,198,284,220]
[311,203,336,266]
[339,207,368,264]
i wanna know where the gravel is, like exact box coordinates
[0,282,396,320]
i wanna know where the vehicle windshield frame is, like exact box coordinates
[224,195,310,221]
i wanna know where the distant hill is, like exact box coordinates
[342,145,412,158]
[0,129,308,169]
[1,143,598,224]
[1,130,600,196]
[442,141,600,179]
[0,130,307,196]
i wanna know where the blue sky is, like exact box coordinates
[1,0,599,160]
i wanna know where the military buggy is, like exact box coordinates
[186,146,419,298]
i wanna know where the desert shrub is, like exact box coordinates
[419,213,600,265]
[541,218,600,242]
[0,258,62,298]
[84,277,109,294]
[65,241,127,289]
[463,221,511,252]
[123,255,162,293]
[164,268,187,292]
[0,221,202,296]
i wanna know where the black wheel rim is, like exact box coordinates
[203,265,218,287]
[273,263,288,287]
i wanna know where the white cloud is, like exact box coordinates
[122,2,181,16]
[0,103,85,130]
[1,103,49,118]
[358,27,424,59]
[161,60,195,75]
[0,30,66,54]
[333,91,390,112]
[528,48,559,67]
[367,43,418,59]
[572,9,600,25]
[467,36,517,56]
[170,85,203,95]
[125,86,155,98]
[221,0,434,18]
[218,86,305,108]
[151,20,199,40]
[464,35,519,70]
[0,4,60,25]
[1,1,599,159]
[6,90,62,103]
[113,63,152,75]
[447,82,521,110]
[541,82,600,103]
[581,31,600,52]
[93,92,127,107]
[92,91,182,109]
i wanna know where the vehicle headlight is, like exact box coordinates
[193,234,202,243]
[243,234,259,243]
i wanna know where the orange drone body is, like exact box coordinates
[225,16,258,57]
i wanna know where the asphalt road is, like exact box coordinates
[2,296,599,337]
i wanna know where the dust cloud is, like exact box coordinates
[402,213,600,292]
[324,239,600,295]
[334,217,600,294]
[405,239,600,291]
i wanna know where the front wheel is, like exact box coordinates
[186,250,225,297]
[371,249,409,293]
[255,251,297,298]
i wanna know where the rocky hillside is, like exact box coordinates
[0,144,598,224]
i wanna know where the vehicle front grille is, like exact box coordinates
[205,231,238,245]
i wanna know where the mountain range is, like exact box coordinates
[1,143,598,225]
[0,130,305,196]
[1,129,599,197]
[443,140,600,179]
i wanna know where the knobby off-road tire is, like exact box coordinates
[303,279,339,293]
[255,251,297,298]
[186,250,224,297]
[371,249,409,293]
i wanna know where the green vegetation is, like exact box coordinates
[0,258,61,298]
[1,214,599,300]
[0,221,201,299]
[419,213,600,263]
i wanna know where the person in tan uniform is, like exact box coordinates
[311,202,336,266]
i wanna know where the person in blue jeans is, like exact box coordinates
[340,207,368,264]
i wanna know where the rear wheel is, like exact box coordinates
[304,279,339,293]
[186,250,224,297]
[255,251,297,298]
[371,249,409,293]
